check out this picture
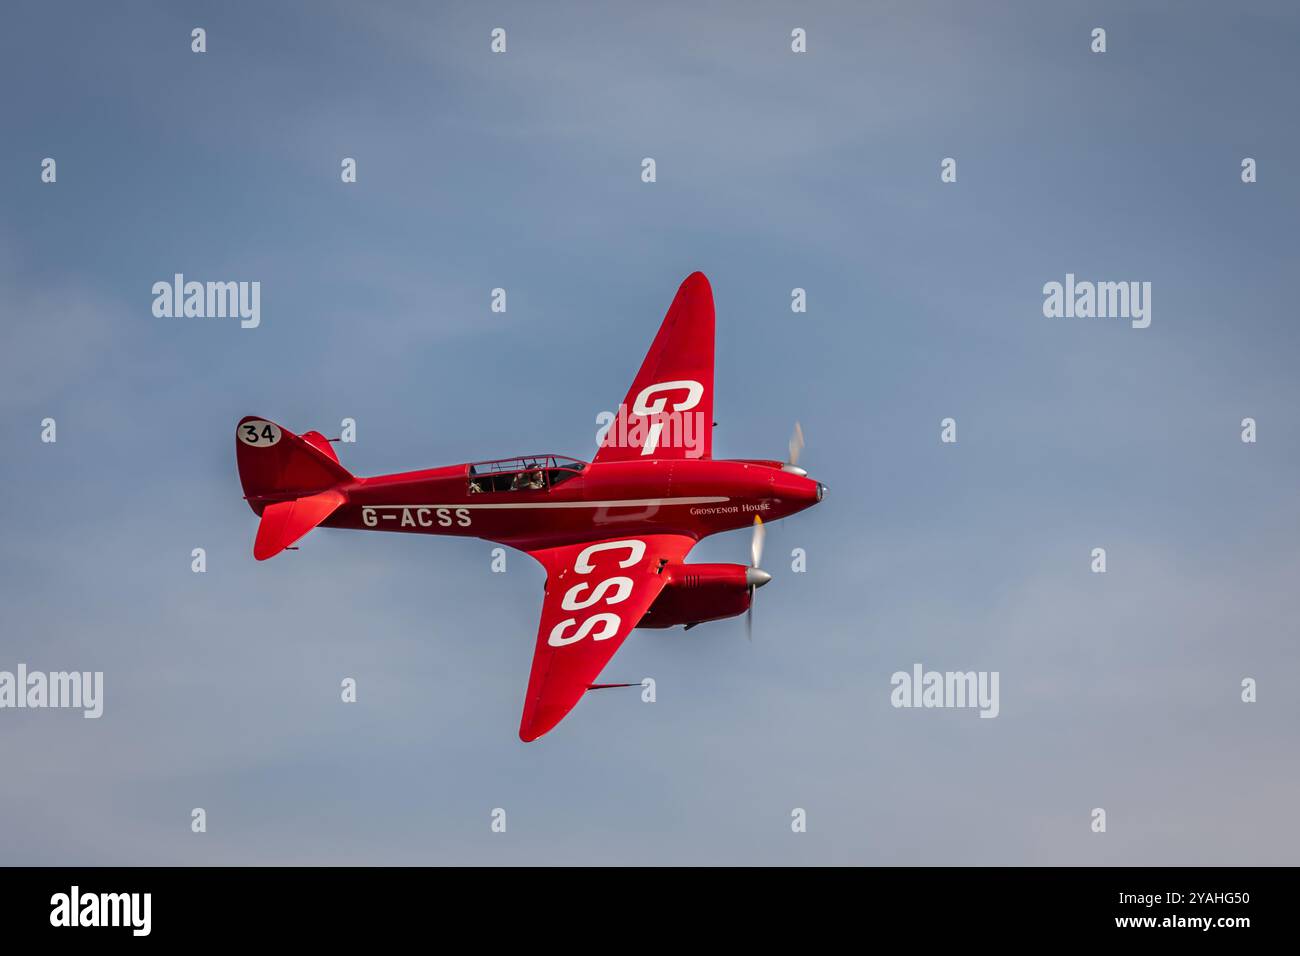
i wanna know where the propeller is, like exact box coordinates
[745,516,770,640]
[783,422,807,476]
[745,423,807,637]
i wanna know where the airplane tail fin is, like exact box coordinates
[236,416,353,560]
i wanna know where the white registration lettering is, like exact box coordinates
[574,539,645,574]
[548,613,621,647]
[631,380,703,455]
[549,539,648,648]
[561,576,634,611]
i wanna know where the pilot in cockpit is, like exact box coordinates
[511,467,545,490]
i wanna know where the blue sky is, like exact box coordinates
[2,0,1298,864]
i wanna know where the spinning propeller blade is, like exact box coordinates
[745,516,770,640]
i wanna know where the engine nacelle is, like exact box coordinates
[637,563,754,629]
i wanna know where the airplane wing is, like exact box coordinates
[519,533,697,741]
[594,271,715,463]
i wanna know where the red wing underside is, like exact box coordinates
[593,271,715,463]
[520,533,697,741]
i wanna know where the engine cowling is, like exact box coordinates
[637,563,754,629]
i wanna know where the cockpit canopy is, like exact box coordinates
[467,455,587,494]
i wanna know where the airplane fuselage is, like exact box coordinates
[301,457,824,552]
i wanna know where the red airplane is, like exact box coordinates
[236,272,826,740]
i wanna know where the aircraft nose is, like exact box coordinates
[816,482,827,502]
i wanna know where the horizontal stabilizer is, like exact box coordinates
[253,489,345,561]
